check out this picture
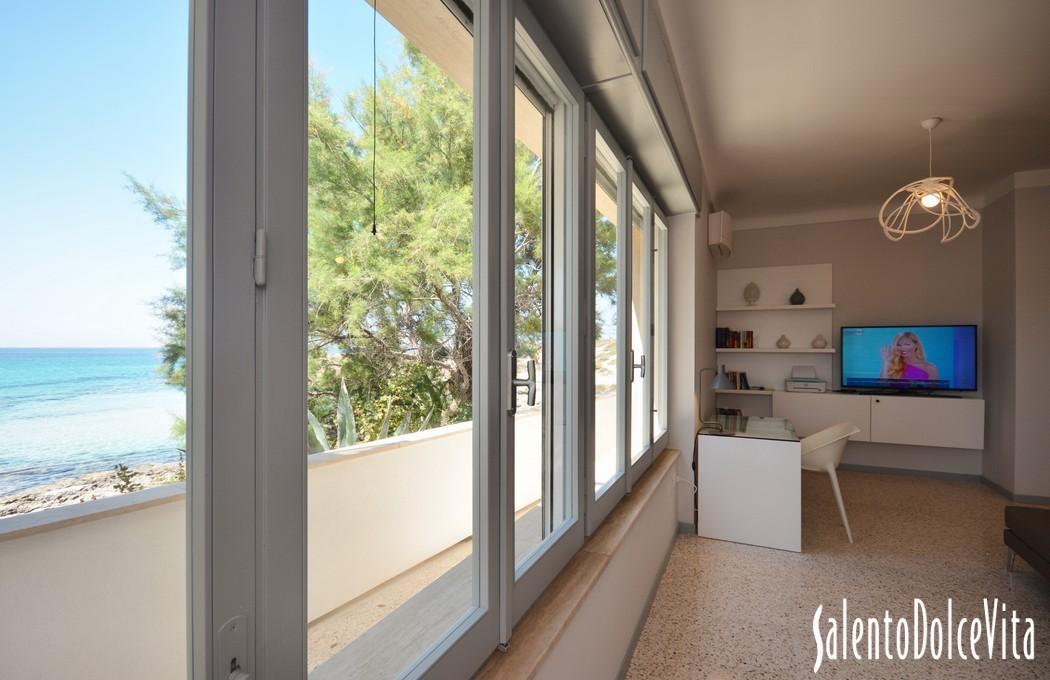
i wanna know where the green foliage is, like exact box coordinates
[127,178,187,392]
[133,39,546,453]
[335,379,357,448]
[175,449,186,482]
[113,464,142,493]
[594,212,618,338]
[307,409,331,454]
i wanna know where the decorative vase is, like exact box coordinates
[743,281,761,305]
[789,288,806,305]
[776,334,791,349]
[811,334,828,349]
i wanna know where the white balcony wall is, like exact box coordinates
[0,490,187,680]
[0,407,556,678]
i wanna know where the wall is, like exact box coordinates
[0,493,187,680]
[534,455,678,680]
[1012,185,1050,497]
[717,217,984,475]
[980,192,1016,491]
[668,209,716,526]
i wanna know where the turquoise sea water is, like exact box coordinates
[0,348,185,496]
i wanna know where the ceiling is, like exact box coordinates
[656,0,1050,227]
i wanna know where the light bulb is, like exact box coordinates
[920,192,941,208]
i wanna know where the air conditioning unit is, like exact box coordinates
[708,210,733,257]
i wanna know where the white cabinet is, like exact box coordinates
[771,392,985,450]
[772,392,871,441]
[870,395,984,450]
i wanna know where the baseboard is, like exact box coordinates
[677,521,694,535]
[980,477,1050,506]
[837,463,982,483]
[981,476,1014,500]
[835,465,1050,506]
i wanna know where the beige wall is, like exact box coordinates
[536,455,678,680]
[980,192,1016,491]
[719,217,983,389]
[716,217,984,475]
[1013,186,1050,497]
[668,209,716,525]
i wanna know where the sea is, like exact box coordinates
[0,348,185,496]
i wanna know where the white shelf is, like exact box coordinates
[715,389,774,395]
[716,304,836,312]
[715,348,836,354]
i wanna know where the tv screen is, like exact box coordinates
[841,325,977,391]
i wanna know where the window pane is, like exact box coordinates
[654,218,668,437]
[513,81,551,567]
[0,3,189,677]
[630,190,650,461]
[594,134,622,493]
[306,1,477,675]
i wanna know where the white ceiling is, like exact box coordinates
[656,0,1050,227]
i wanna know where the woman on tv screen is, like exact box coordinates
[880,331,940,382]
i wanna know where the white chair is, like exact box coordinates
[801,423,861,544]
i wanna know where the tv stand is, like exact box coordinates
[773,391,984,449]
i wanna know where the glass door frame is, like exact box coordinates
[626,178,668,490]
[192,1,506,678]
[501,0,587,636]
[584,107,629,535]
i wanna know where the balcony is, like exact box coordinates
[0,394,618,679]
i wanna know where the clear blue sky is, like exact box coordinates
[0,0,400,347]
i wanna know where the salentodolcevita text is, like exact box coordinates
[811,598,1035,672]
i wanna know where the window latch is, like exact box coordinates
[507,349,536,414]
[631,350,646,381]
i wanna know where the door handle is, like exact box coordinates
[507,350,537,414]
[631,350,646,382]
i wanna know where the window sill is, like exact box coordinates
[474,447,679,679]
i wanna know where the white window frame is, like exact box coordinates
[653,212,669,440]
[625,176,668,490]
[501,0,587,635]
[202,1,508,678]
[584,108,629,535]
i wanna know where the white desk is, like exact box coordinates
[697,416,801,552]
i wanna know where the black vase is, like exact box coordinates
[789,288,806,305]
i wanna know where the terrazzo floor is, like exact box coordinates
[626,469,1050,679]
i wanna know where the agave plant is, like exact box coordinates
[335,378,357,448]
[306,409,330,455]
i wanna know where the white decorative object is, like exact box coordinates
[811,334,828,349]
[708,210,733,257]
[879,117,980,243]
[743,281,760,305]
[776,334,791,349]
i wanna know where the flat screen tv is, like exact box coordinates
[840,325,977,392]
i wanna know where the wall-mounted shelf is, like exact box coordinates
[715,348,836,354]
[715,304,836,312]
[715,389,774,395]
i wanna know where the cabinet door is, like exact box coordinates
[870,396,985,449]
[771,392,871,441]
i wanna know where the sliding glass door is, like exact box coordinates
[303,1,499,677]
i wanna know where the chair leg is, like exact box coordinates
[827,469,853,544]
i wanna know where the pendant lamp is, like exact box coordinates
[878,117,980,243]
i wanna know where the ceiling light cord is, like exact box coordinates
[371,0,378,237]
[928,127,933,177]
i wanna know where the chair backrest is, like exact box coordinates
[801,422,861,471]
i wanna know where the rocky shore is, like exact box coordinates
[0,462,184,518]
